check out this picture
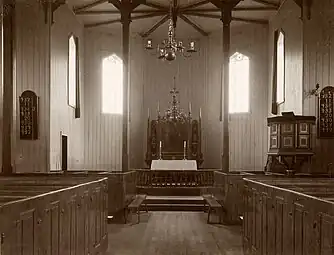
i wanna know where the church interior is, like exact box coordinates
[1,0,334,254]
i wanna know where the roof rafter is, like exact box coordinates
[73,0,107,13]
[185,12,268,25]
[178,0,210,10]
[141,14,169,37]
[76,9,167,15]
[179,14,209,36]
[181,6,278,12]
[84,12,163,28]
[143,0,169,10]
[252,0,279,8]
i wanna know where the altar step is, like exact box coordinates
[137,187,201,196]
[144,196,206,212]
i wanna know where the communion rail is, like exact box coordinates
[243,177,334,255]
[0,175,108,255]
[136,170,214,188]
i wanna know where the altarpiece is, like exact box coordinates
[145,85,203,167]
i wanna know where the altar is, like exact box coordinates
[151,160,198,170]
[145,82,203,167]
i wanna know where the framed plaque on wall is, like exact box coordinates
[318,86,334,138]
[19,90,39,140]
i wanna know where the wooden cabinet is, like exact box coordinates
[266,112,316,174]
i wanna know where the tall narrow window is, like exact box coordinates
[68,35,78,108]
[102,54,123,114]
[229,52,250,114]
[276,31,285,104]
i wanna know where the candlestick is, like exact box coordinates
[183,140,186,160]
[159,141,162,160]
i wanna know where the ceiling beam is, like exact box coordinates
[76,9,167,15]
[252,0,279,8]
[232,17,268,24]
[185,12,268,25]
[84,12,162,28]
[181,6,278,12]
[183,12,220,19]
[73,0,107,13]
[179,14,209,36]
[143,0,169,10]
[141,14,169,37]
[179,0,210,10]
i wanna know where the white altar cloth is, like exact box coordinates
[151,160,197,170]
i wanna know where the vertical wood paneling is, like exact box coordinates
[303,0,334,172]
[50,5,85,170]
[14,0,50,172]
[268,0,303,116]
[83,30,145,170]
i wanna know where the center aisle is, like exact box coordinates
[107,211,244,255]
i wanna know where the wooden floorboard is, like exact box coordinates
[107,211,244,255]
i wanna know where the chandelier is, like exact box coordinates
[144,1,197,61]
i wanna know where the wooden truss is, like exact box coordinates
[73,0,280,36]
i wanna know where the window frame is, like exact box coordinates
[228,51,250,114]
[275,29,286,106]
[101,53,123,115]
[67,33,80,114]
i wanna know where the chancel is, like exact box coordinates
[2,0,334,254]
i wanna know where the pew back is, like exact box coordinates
[243,178,334,255]
[0,175,108,255]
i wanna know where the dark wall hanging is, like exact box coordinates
[318,86,334,138]
[19,90,39,140]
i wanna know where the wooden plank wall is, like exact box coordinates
[268,0,303,115]
[269,0,334,172]
[14,0,51,172]
[303,0,334,172]
[83,30,145,170]
[143,24,268,170]
[50,6,85,170]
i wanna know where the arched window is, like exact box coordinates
[229,52,250,113]
[68,35,78,108]
[276,31,285,104]
[102,54,123,114]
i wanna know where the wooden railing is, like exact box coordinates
[136,170,214,188]
[0,175,108,255]
[243,177,334,255]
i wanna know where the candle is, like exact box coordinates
[158,101,160,113]
[199,107,202,118]
[189,102,192,113]
[148,108,150,119]
[184,140,186,149]
[160,141,162,148]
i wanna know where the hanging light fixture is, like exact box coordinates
[144,0,197,61]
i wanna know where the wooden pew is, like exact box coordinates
[0,175,108,255]
[243,177,334,255]
[210,171,258,225]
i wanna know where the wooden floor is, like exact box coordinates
[107,211,244,255]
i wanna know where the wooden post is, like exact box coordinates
[221,6,232,173]
[121,8,131,172]
[2,0,15,174]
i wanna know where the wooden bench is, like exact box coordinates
[202,194,225,224]
[125,194,148,223]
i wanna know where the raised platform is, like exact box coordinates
[151,160,197,170]
[144,196,206,212]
